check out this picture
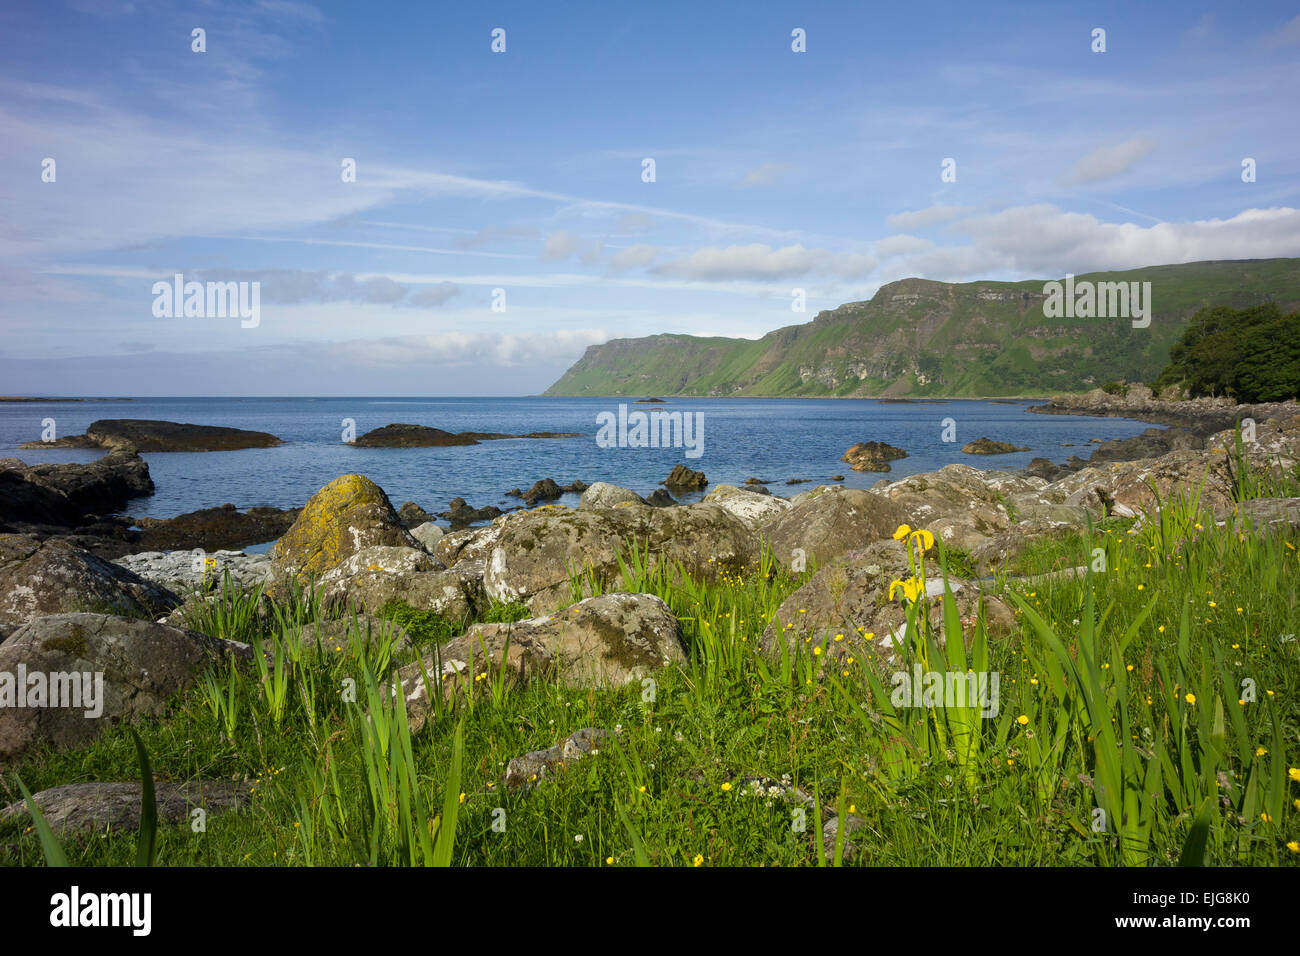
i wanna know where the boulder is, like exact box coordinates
[398,501,433,528]
[481,504,757,613]
[508,478,589,506]
[305,614,416,657]
[316,546,484,622]
[0,613,250,760]
[663,464,707,491]
[842,441,908,472]
[410,521,445,550]
[0,537,178,640]
[759,545,1015,671]
[1214,497,1300,533]
[1046,450,1238,516]
[111,549,271,593]
[503,728,611,790]
[961,437,1029,455]
[645,489,677,507]
[392,594,685,733]
[702,484,791,530]
[134,503,298,551]
[872,465,1025,550]
[1,780,249,834]
[1086,426,1203,464]
[760,486,912,570]
[0,446,153,522]
[269,474,419,582]
[579,482,648,510]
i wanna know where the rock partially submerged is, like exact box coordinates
[22,419,283,452]
[506,478,589,506]
[0,446,153,528]
[134,503,299,551]
[353,423,580,447]
[842,441,908,472]
[961,437,1029,455]
[663,464,707,491]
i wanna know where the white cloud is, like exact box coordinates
[542,231,581,260]
[873,235,934,258]
[608,244,659,270]
[653,244,876,281]
[1065,136,1157,185]
[885,205,973,231]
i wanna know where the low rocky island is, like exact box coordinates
[352,423,581,447]
[20,419,283,452]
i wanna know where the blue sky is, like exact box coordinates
[2,0,1299,395]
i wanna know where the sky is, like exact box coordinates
[1,0,1299,396]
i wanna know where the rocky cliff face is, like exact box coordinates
[544,259,1300,398]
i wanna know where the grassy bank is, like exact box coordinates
[3,493,1298,867]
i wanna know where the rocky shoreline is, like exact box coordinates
[1027,383,1299,432]
[1,393,1298,764]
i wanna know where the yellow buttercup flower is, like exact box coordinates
[1016,714,1029,725]
[693,854,704,867]
[1288,767,1300,782]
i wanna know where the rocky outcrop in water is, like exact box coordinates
[21,419,283,452]
[961,437,1029,455]
[663,464,707,491]
[842,441,908,472]
[0,447,153,530]
[353,423,580,447]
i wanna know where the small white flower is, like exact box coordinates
[574,834,583,843]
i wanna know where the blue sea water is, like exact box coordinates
[1,397,1154,528]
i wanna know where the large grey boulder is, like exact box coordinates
[0,613,250,761]
[702,485,790,530]
[0,537,178,640]
[760,486,911,570]
[578,482,648,510]
[392,593,685,732]
[316,546,485,622]
[479,504,756,613]
[1,780,249,834]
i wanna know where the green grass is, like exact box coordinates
[2,501,1298,866]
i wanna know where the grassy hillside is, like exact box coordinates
[545,259,1300,397]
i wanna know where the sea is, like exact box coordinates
[2,397,1153,542]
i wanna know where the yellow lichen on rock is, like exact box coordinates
[270,474,416,580]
